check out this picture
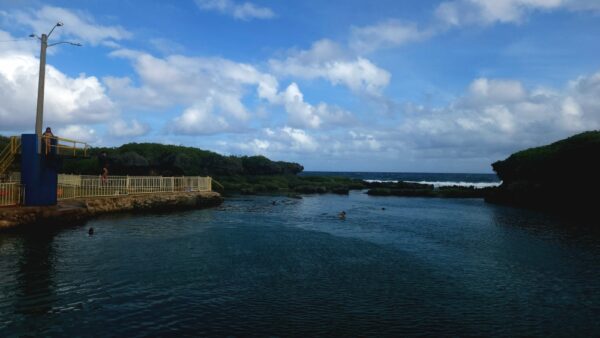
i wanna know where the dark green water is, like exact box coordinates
[1,192,599,336]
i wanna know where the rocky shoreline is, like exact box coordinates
[0,191,223,230]
[216,174,494,198]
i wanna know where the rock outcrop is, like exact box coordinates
[486,131,600,213]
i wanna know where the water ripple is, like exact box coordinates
[1,193,599,336]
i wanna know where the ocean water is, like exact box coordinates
[302,171,501,188]
[1,192,599,336]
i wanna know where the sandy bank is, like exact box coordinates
[0,191,223,230]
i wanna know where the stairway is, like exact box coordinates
[0,136,21,177]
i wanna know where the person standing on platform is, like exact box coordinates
[42,127,54,155]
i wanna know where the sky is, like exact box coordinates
[1,0,600,173]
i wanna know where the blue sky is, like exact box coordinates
[1,0,600,173]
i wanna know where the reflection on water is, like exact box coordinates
[1,192,599,336]
[490,204,600,248]
[16,230,57,316]
[0,228,58,334]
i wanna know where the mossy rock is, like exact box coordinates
[331,186,350,195]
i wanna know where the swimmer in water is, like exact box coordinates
[88,227,94,235]
[338,211,346,220]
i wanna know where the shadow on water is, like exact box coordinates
[488,203,600,248]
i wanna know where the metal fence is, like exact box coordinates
[0,182,23,207]
[1,174,211,206]
[57,175,212,200]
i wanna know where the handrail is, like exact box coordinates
[43,135,89,157]
[211,178,225,190]
[0,136,21,176]
[10,136,20,154]
[0,136,20,158]
[0,143,10,163]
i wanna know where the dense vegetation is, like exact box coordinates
[487,131,600,212]
[223,174,366,196]
[62,143,303,177]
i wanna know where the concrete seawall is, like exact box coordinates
[0,191,223,230]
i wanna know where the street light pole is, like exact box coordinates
[32,22,81,153]
[34,33,48,152]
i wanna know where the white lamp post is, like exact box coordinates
[31,22,81,153]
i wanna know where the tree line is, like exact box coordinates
[61,142,304,177]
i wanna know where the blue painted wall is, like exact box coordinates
[20,134,58,206]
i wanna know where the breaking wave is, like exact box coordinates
[365,180,501,189]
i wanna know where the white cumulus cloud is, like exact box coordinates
[435,0,600,27]
[171,99,237,135]
[281,83,322,129]
[56,124,99,143]
[0,34,116,133]
[227,126,319,155]
[350,19,433,53]
[108,119,150,137]
[270,39,391,97]
[10,6,131,46]
[195,0,275,20]
[398,72,600,159]
[344,0,600,55]
[107,49,278,110]
[107,49,355,133]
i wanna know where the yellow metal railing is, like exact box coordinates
[0,182,23,207]
[57,174,212,200]
[0,136,21,176]
[7,172,21,182]
[211,178,223,190]
[43,135,89,157]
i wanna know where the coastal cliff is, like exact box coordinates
[486,131,600,213]
[0,191,223,230]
